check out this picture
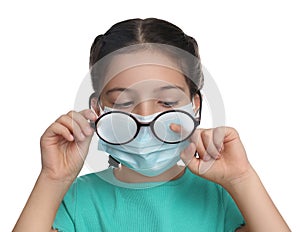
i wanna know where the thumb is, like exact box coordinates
[75,130,94,161]
[180,143,200,175]
[181,143,216,176]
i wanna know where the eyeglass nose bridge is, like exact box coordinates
[131,120,156,139]
[135,121,152,127]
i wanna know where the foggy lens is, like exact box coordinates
[96,112,137,144]
[153,111,195,143]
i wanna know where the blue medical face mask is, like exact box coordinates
[98,103,196,177]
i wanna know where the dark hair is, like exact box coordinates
[89,18,204,98]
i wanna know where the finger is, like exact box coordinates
[68,110,94,138]
[212,127,226,153]
[80,109,98,132]
[180,143,200,174]
[189,129,211,161]
[56,113,86,142]
[198,158,216,175]
[80,109,98,121]
[169,123,181,133]
[201,129,221,160]
[170,124,205,152]
[180,142,215,175]
[44,122,74,142]
[169,123,191,141]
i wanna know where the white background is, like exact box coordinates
[1,0,299,231]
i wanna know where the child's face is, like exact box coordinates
[99,63,192,116]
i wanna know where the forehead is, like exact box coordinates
[102,51,189,94]
[104,65,187,90]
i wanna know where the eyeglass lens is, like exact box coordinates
[96,112,137,144]
[153,111,195,143]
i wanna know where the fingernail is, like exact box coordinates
[69,134,74,141]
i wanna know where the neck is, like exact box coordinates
[113,165,186,183]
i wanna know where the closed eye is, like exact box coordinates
[113,101,134,109]
[159,101,179,108]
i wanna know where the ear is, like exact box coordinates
[89,93,100,117]
[192,93,201,114]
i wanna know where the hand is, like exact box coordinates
[180,127,252,188]
[40,109,97,182]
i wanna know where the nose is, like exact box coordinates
[132,101,156,116]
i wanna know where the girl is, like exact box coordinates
[14,18,290,231]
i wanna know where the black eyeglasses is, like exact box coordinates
[94,109,200,145]
[91,91,202,145]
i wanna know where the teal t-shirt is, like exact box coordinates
[53,168,244,231]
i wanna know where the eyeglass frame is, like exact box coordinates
[94,109,201,145]
[89,91,202,145]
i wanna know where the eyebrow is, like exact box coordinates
[155,85,186,92]
[105,85,186,95]
[105,88,133,95]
